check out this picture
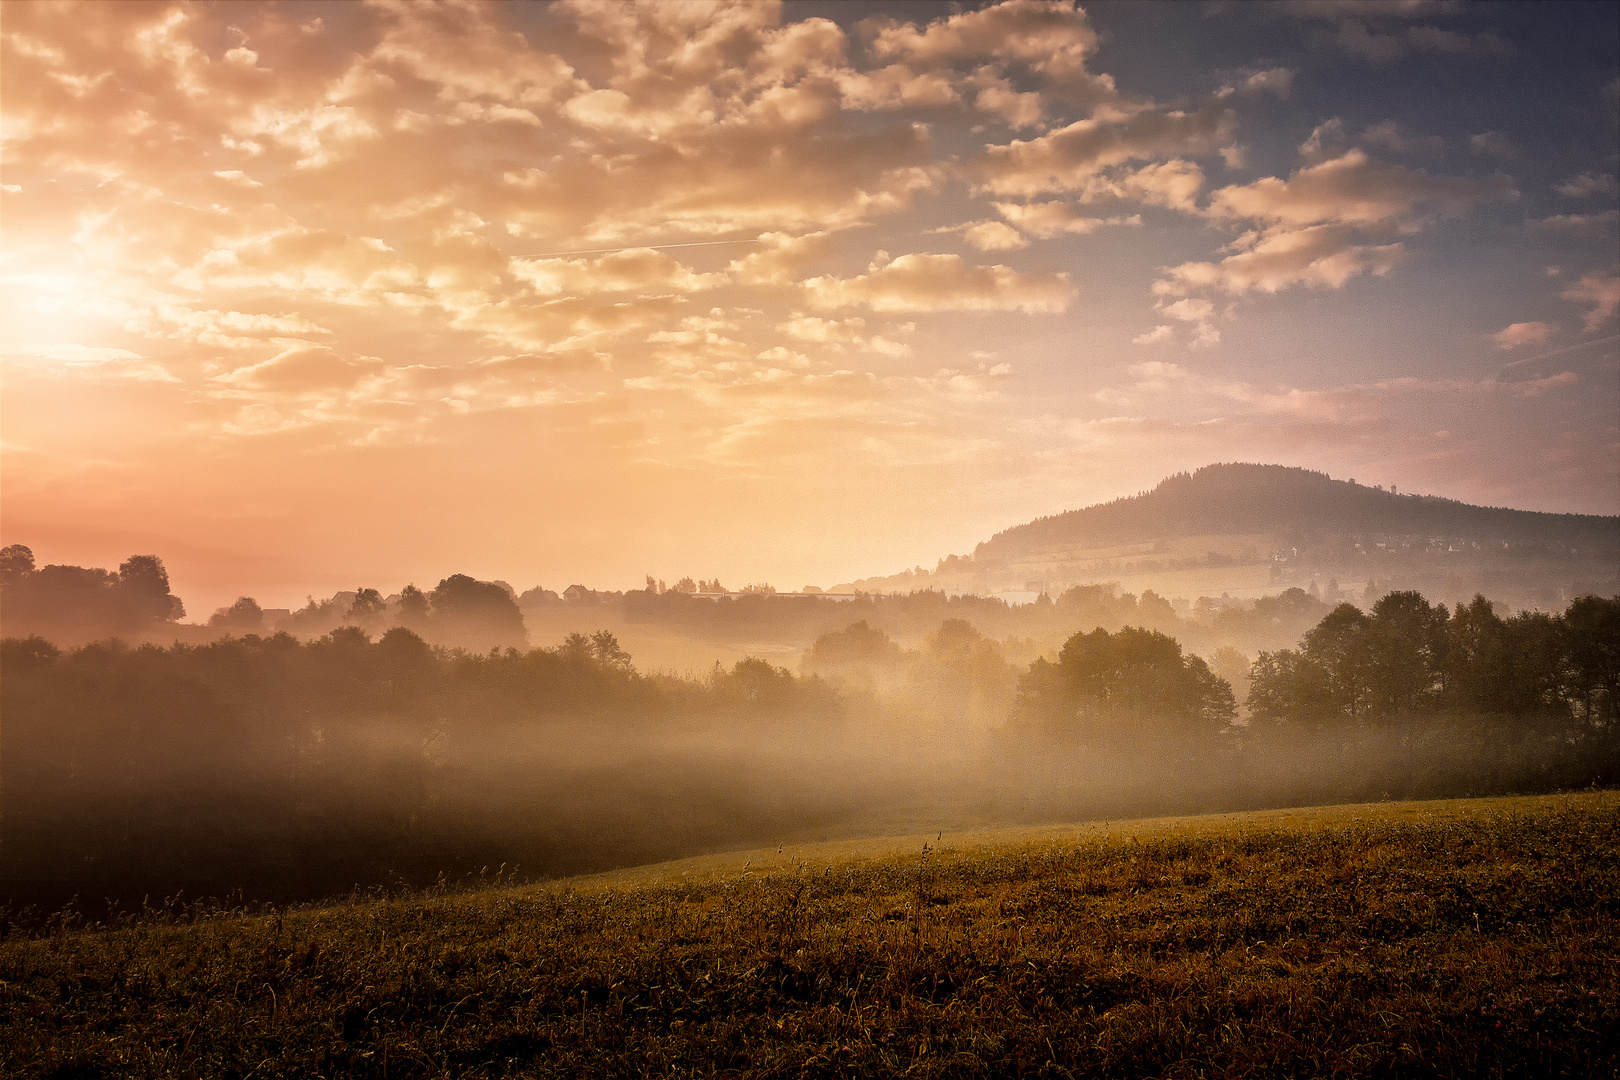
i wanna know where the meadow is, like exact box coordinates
[2,791,1615,1079]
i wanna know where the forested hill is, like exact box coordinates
[973,464,1620,563]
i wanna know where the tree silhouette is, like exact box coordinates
[347,587,387,633]
[209,597,266,633]
[1020,625,1235,739]
[0,550,184,643]
[428,574,527,651]
[0,544,35,584]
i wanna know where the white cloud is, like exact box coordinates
[1492,321,1554,349]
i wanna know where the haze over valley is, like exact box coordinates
[3,5,1618,1073]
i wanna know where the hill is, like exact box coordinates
[977,463,1619,560]
[842,464,1620,610]
[4,792,1615,1078]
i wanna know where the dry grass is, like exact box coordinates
[3,791,1615,1078]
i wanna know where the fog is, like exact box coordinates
[3,565,1616,921]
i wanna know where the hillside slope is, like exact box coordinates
[5,792,1615,1079]
[976,463,1619,564]
[842,464,1618,607]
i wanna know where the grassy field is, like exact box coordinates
[3,791,1616,1078]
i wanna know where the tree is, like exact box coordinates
[1246,649,1333,723]
[0,544,35,584]
[397,585,430,631]
[210,597,265,633]
[803,620,903,673]
[347,587,387,633]
[428,574,528,651]
[589,630,633,670]
[1560,595,1619,724]
[1443,594,1509,712]
[1207,646,1252,707]
[1020,625,1235,738]
[115,555,186,625]
[1363,590,1448,714]
[1301,602,1373,719]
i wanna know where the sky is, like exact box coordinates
[2,0,1617,614]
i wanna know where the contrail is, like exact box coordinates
[1495,333,1619,375]
[510,238,761,259]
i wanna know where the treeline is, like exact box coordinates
[0,546,184,645]
[0,541,1378,664]
[4,588,1616,918]
[0,544,530,653]
[0,628,840,914]
[989,594,1620,819]
[1247,592,1620,725]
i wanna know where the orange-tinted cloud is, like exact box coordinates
[804,253,1075,313]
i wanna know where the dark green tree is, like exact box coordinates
[1364,590,1449,715]
[1020,625,1235,738]
[1301,603,1374,719]
[1561,595,1619,724]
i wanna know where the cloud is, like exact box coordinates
[802,252,1075,313]
[1556,173,1619,198]
[1299,118,1347,162]
[1216,67,1295,100]
[1155,300,1222,348]
[4,342,178,382]
[727,232,833,284]
[1104,353,1581,427]
[1161,298,1215,324]
[1281,5,1513,63]
[1529,211,1620,240]
[1492,322,1554,349]
[930,220,1030,251]
[1469,130,1517,161]
[509,249,728,296]
[971,106,1234,198]
[865,0,1112,102]
[1156,224,1405,297]
[968,69,1045,129]
[1146,146,1509,327]
[1209,149,1516,228]
[1562,272,1620,332]
[212,169,263,188]
[1360,120,1444,156]
[993,201,1142,238]
[780,316,866,344]
[1280,2,1463,17]
[1132,325,1174,345]
[215,344,383,393]
[1333,20,1510,62]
